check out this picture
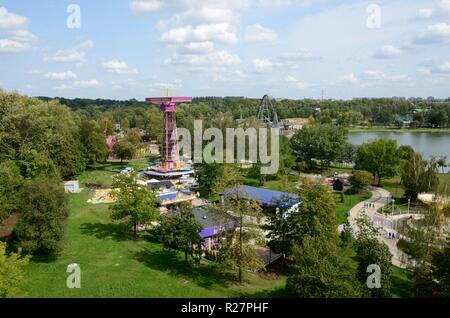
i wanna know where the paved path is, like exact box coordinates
[347,187,406,268]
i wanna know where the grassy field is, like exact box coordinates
[16,161,419,298]
[334,192,371,225]
[18,161,286,298]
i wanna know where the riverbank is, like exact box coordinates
[348,127,450,133]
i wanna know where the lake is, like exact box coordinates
[348,131,450,172]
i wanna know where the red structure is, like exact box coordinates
[145,97,192,172]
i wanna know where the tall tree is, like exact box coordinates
[401,201,449,297]
[0,92,86,177]
[291,178,339,246]
[112,140,135,165]
[286,235,362,298]
[109,172,160,236]
[154,204,203,264]
[264,195,299,269]
[355,215,393,298]
[432,238,450,296]
[400,152,439,201]
[290,124,349,170]
[355,138,400,185]
[14,177,69,256]
[214,164,265,282]
[79,119,109,165]
[0,160,23,222]
[195,162,224,196]
[349,170,372,193]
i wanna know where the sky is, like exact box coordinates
[1,0,450,100]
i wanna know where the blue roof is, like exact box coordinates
[220,185,300,208]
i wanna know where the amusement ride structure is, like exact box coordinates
[144,96,194,178]
[257,94,279,128]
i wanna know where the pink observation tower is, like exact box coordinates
[144,96,194,178]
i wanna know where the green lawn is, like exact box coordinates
[18,162,286,298]
[334,192,371,225]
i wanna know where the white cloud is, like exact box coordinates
[103,59,138,74]
[374,45,402,59]
[244,24,278,43]
[0,39,30,53]
[45,71,78,80]
[129,0,163,14]
[285,75,309,90]
[161,23,237,44]
[165,49,240,66]
[335,73,358,85]
[177,41,215,54]
[78,40,94,50]
[176,8,234,25]
[252,58,273,72]
[363,70,385,81]
[414,23,450,44]
[0,8,37,54]
[363,70,411,83]
[75,79,100,87]
[10,29,38,43]
[0,7,28,30]
[46,40,94,66]
[275,49,322,66]
[423,59,450,74]
[50,49,85,63]
[54,79,100,91]
[418,8,433,18]
[438,0,450,13]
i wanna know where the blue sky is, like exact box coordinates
[1,0,450,100]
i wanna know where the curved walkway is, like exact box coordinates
[347,187,406,268]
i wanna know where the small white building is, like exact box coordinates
[64,180,81,193]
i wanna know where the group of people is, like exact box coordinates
[364,202,375,209]
[388,232,397,239]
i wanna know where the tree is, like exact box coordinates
[0,160,23,222]
[0,242,30,298]
[14,177,69,256]
[154,205,203,264]
[214,165,265,282]
[112,140,135,165]
[109,172,159,236]
[195,162,224,196]
[349,170,372,193]
[286,235,362,298]
[291,178,339,246]
[355,214,393,298]
[400,152,439,201]
[124,128,142,147]
[79,119,109,165]
[264,195,299,269]
[436,156,447,174]
[355,138,399,185]
[427,108,448,128]
[400,201,448,297]
[340,222,354,248]
[432,238,450,296]
[290,124,349,170]
[0,92,85,177]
